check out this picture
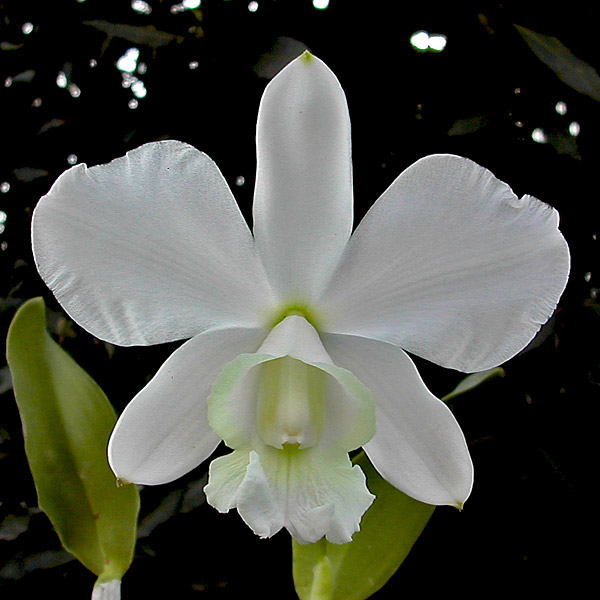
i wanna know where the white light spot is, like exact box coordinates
[428,34,447,52]
[235,176,245,186]
[584,272,592,282]
[89,59,97,68]
[67,154,78,165]
[32,97,42,107]
[410,30,447,52]
[4,77,12,88]
[532,128,547,143]
[0,211,6,223]
[183,0,201,8]
[569,121,580,136]
[56,71,68,88]
[128,99,139,109]
[22,22,34,35]
[132,0,152,13]
[0,182,10,193]
[410,30,430,51]
[555,101,567,115]
[117,48,140,73]
[132,80,147,98]
[248,1,258,12]
[313,0,329,9]
[189,61,199,69]
[1,241,7,251]
[137,62,147,75]
[515,120,524,128]
[0,224,5,234]
[68,83,81,98]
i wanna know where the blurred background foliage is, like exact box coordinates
[0,0,597,598]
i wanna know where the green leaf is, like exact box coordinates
[6,297,139,591]
[442,367,504,402]
[292,452,434,600]
[515,24,600,102]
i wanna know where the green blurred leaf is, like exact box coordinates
[292,452,434,600]
[515,24,600,102]
[442,367,504,402]
[293,362,504,599]
[6,297,139,593]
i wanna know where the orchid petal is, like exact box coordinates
[320,154,570,372]
[253,53,353,302]
[108,326,266,485]
[33,141,274,346]
[207,316,375,452]
[323,332,473,507]
[205,316,376,543]
[205,446,374,545]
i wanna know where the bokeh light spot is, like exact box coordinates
[532,128,548,143]
[569,121,580,136]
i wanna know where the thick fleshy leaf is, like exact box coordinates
[253,53,354,302]
[6,298,139,590]
[205,445,374,545]
[32,140,274,346]
[323,332,473,507]
[292,452,435,600]
[319,154,570,372]
[108,326,267,485]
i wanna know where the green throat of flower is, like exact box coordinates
[257,356,326,449]
[267,304,322,332]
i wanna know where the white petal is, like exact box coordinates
[108,326,266,485]
[206,450,284,538]
[323,332,473,507]
[92,580,121,600]
[205,446,374,544]
[261,445,374,544]
[253,53,353,302]
[207,316,375,452]
[319,155,570,372]
[33,141,274,346]
[203,449,253,513]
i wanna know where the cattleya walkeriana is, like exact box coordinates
[32,52,569,544]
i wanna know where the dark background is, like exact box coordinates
[0,0,597,598]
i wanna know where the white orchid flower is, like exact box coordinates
[32,52,570,545]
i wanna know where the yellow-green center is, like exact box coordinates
[267,304,321,332]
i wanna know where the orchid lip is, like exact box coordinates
[256,356,327,449]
